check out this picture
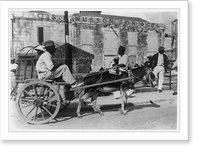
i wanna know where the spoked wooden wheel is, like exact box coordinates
[16,81,61,125]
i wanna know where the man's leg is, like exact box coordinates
[61,65,76,85]
[158,67,165,91]
[46,65,76,101]
[48,64,76,85]
[152,66,159,86]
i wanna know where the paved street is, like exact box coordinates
[9,86,177,131]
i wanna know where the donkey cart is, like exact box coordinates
[13,46,150,125]
[15,76,142,125]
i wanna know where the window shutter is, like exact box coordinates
[103,32,119,55]
[147,33,158,52]
[87,30,93,44]
[44,26,50,42]
[110,33,118,49]
[81,29,93,45]
[128,32,138,46]
[81,30,86,44]
[103,33,110,49]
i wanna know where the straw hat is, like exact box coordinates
[35,45,45,52]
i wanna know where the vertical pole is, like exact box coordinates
[64,11,69,44]
[11,18,14,58]
[64,11,72,71]
[169,22,174,90]
[23,59,27,80]
[64,11,74,98]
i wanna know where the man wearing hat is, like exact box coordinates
[109,46,128,75]
[36,40,83,88]
[10,57,18,91]
[118,46,128,69]
[150,46,170,92]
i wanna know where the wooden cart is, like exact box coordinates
[12,46,138,125]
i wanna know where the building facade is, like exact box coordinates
[69,11,166,71]
[11,11,65,55]
[11,11,166,76]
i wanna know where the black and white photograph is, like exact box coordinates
[1,1,189,142]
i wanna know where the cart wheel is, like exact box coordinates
[16,81,61,125]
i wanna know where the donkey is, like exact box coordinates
[76,66,151,118]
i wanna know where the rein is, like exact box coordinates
[99,67,149,85]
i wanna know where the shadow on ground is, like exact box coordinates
[51,100,161,123]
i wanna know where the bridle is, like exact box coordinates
[128,67,152,86]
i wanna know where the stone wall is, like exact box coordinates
[11,11,166,80]
[57,44,94,79]
[72,22,104,72]
[11,11,65,54]
[11,11,93,80]
[70,12,165,68]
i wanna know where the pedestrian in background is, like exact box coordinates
[150,46,170,93]
[10,57,18,92]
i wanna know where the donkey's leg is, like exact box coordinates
[120,87,128,115]
[91,91,103,116]
[76,92,91,118]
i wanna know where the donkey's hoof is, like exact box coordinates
[123,110,128,115]
[99,112,104,116]
[77,114,82,118]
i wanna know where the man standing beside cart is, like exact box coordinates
[10,57,18,92]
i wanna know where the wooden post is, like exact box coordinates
[23,59,28,80]
[64,11,72,71]
[17,59,21,78]
[169,21,175,90]
[30,57,35,79]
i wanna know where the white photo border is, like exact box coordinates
[0,1,188,140]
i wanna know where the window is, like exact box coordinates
[81,29,93,45]
[37,27,44,45]
[37,26,50,44]
[104,32,118,50]
[147,32,159,52]
[43,27,50,42]
[128,32,138,46]
[103,31,119,55]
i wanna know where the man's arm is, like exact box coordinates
[149,55,155,70]
[11,69,16,73]
[43,53,54,72]
[172,59,177,70]
[164,55,170,73]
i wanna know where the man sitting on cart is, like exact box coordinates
[35,40,83,88]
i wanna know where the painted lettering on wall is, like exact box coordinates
[11,11,64,23]
[70,15,165,31]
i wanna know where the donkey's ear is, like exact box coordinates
[99,67,104,71]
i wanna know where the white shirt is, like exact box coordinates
[157,53,164,66]
[119,54,128,65]
[36,51,54,73]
